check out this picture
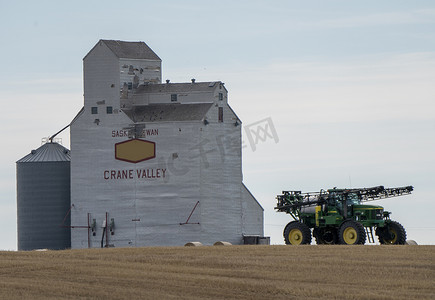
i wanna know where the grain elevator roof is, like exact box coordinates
[134,82,221,94]
[98,40,161,60]
[123,103,213,123]
[17,142,71,163]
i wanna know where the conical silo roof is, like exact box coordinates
[17,142,70,163]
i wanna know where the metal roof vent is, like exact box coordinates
[191,78,196,83]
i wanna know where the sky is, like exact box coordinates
[1,0,434,249]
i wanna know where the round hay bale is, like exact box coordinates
[405,240,418,245]
[213,241,232,246]
[184,242,203,247]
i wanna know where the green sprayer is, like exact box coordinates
[275,185,413,245]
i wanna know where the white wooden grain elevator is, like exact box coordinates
[69,40,264,248]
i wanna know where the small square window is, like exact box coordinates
[219,93,223,101]
[106,106,113,114]
[171,94,177,102]
[91,107,98,114]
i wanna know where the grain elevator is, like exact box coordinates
[18,39,264,249]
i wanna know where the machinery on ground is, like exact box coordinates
[275,185,413,245]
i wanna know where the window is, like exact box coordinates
[219,93,223,101]
[171,94,177,102]
[106,106,113,114]
[127,82,133,90]
[218,107,223,122]
[347,193,361,205]
[91,107,98,114]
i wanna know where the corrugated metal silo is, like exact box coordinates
[16,142,71,250]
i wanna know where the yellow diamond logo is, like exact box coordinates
[115,139,156,163]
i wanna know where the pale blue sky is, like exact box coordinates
[1,1,434,249]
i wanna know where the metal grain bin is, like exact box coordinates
[16,142,71,250]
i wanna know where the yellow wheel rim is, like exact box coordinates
[288,229,303,245]
[343,227,358,244]
[385,228,398,244]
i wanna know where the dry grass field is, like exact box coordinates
[0,245,434,299]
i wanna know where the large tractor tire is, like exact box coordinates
[376,220,407,245]
[338,220,366,245]
[313,227,338,245]
[283,221,312,245]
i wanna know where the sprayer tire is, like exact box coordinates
[338,220,366,245]
[283,221,312,245]
[377,220,407,245]
[313,227,338,245]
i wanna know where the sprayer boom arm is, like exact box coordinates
[275,185,413,212]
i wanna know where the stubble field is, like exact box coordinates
[0,245,434,299]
